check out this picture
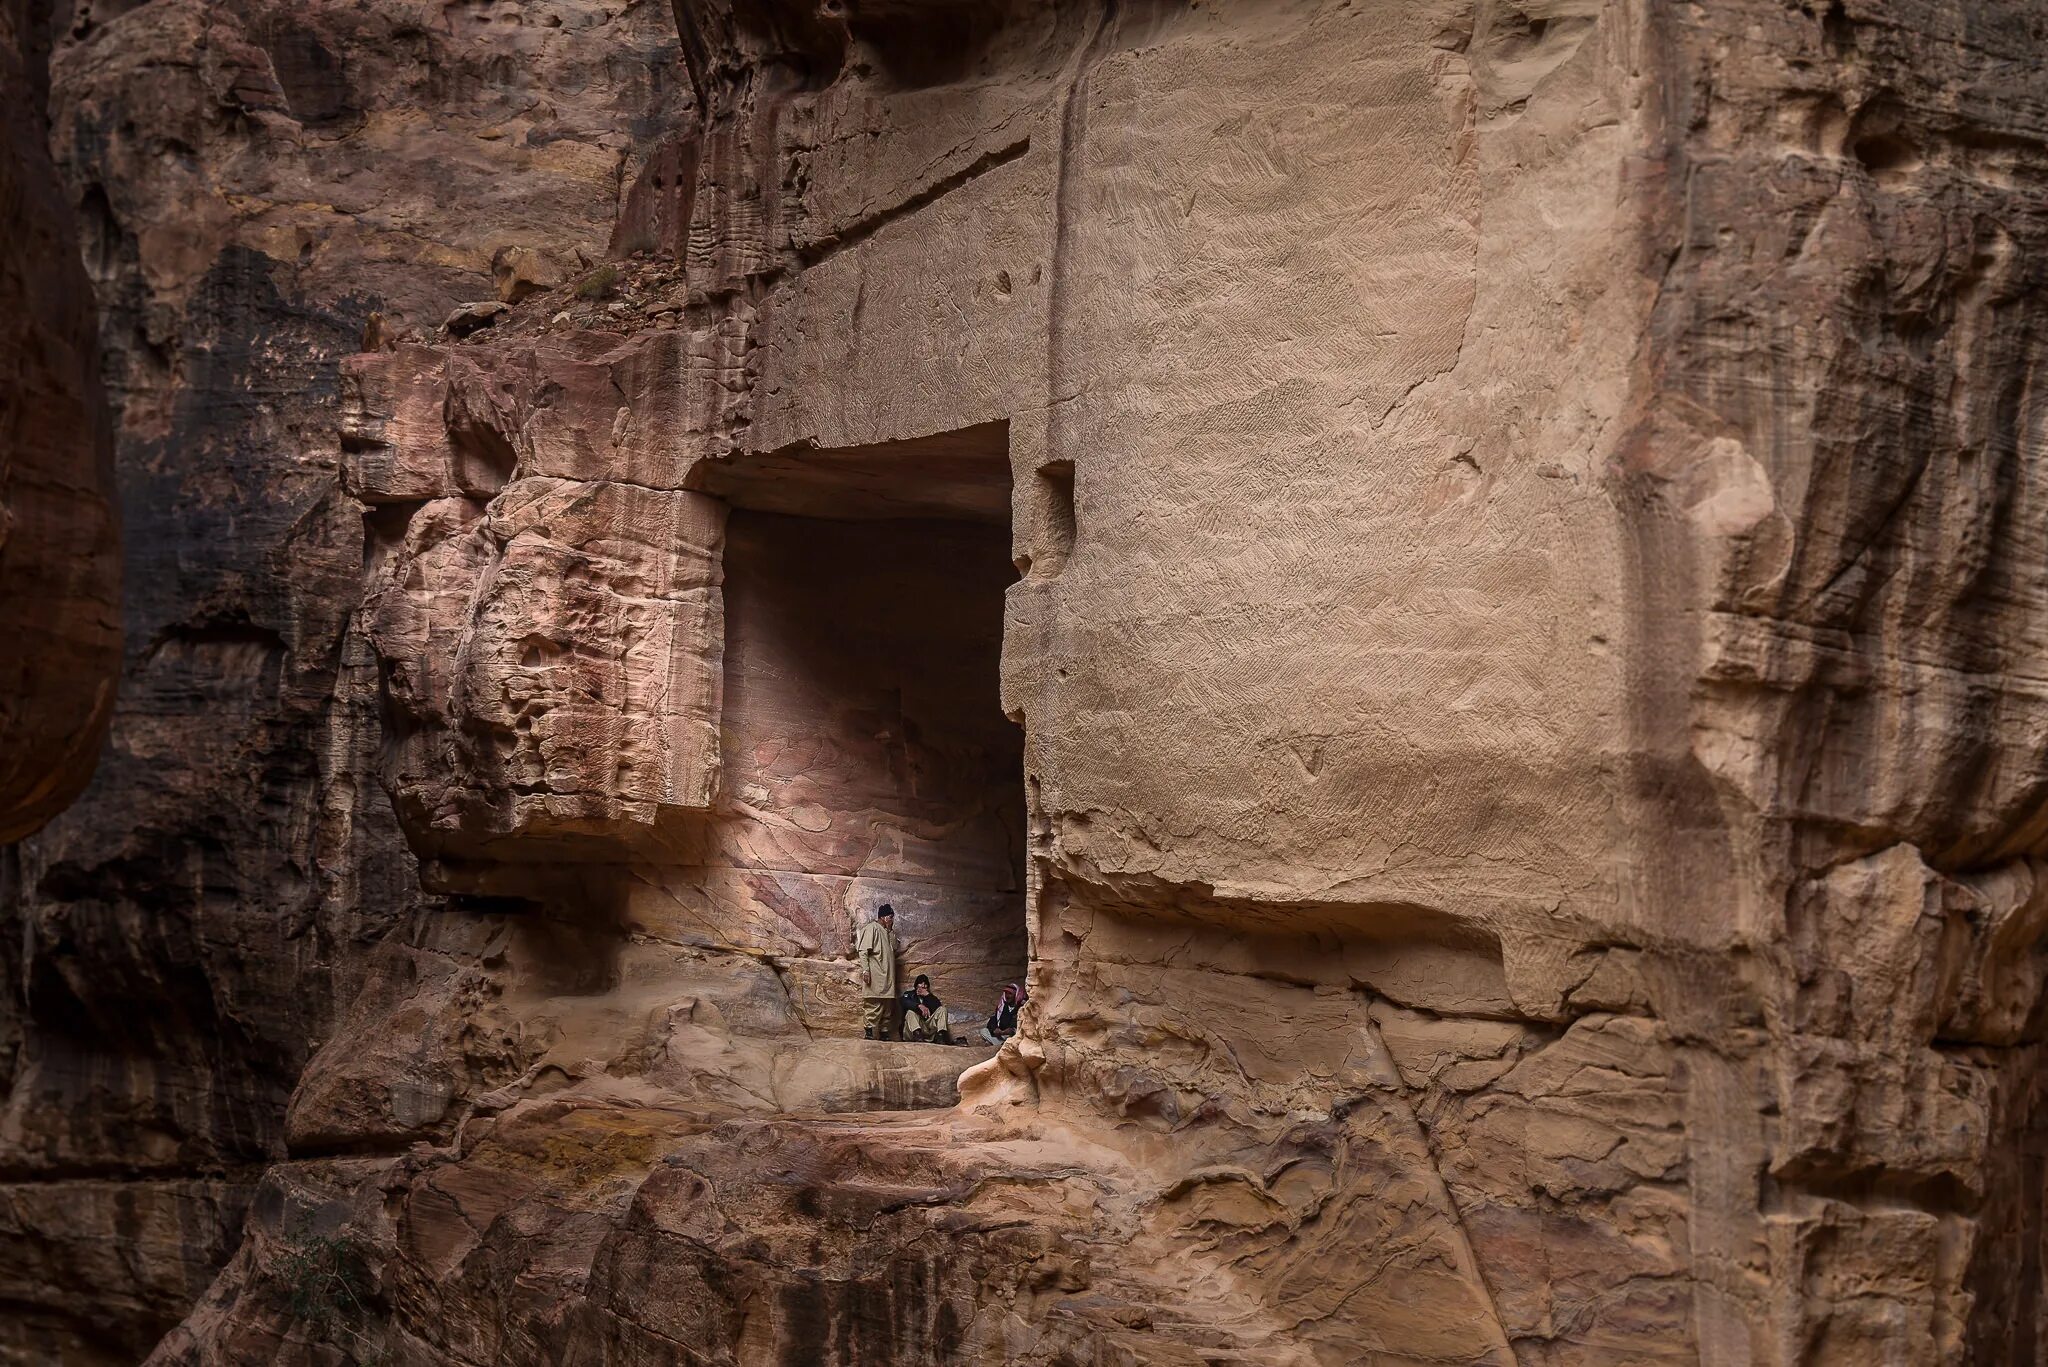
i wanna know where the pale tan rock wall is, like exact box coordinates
[746,0,1652,931]
[364,477,728,874]
[1008,0,1642,931]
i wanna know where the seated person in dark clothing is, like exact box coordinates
[981,981,1023,1045]
[898,974,953,1044]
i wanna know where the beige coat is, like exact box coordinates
[902,1001,949,1040]
[855,918,898,999]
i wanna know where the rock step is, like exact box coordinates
[774,1039,998,1114]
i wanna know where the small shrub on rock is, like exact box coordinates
[575,263,621,299]
[273,1228,388,1365]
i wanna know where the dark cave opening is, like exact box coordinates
[708,424,1027,1028]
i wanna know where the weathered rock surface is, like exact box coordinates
[0,0,691,1358]
[6,0,2048,1363]
[362,475,727,870]
[0,0,119,844]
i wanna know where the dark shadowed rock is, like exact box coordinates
[443,300,510,337]
[0,0,119,845]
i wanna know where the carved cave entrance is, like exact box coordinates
[703,422,1026,1035]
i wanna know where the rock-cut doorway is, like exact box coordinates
[700,421,1026,1038]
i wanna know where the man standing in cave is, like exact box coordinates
[856,903,899,1039]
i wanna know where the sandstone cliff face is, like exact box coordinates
[0,0,119,845]
[7,0,2048,1363]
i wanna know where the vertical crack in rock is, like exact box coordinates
[1359,1005,1525,1366]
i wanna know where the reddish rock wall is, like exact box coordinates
[0,0,118,844]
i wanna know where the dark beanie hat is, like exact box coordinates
[876,903,894,918]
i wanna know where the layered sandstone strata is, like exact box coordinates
[5,0,2048,1364]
